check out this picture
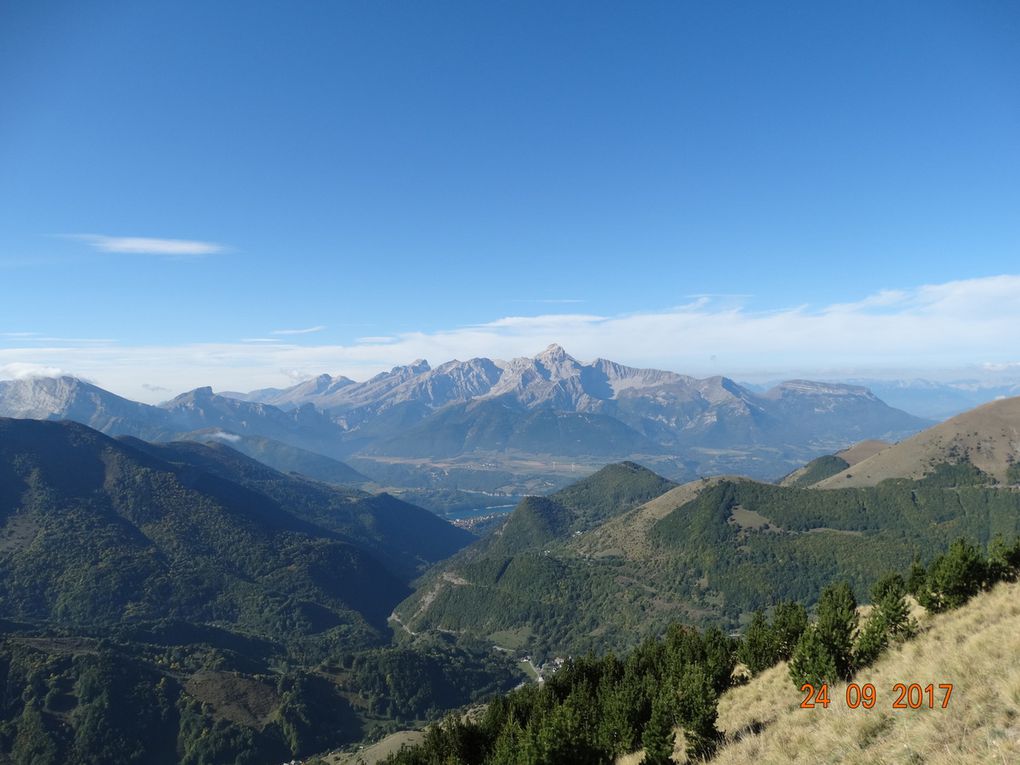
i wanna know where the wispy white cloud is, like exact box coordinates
[0,362,67,379]
[2,275,1020,403]
[282,368,316,382]
[271,326,326,336]
[65,234,227,257]
[982,362,1020,372]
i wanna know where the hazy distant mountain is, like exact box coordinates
[223,357,503,417]
[0,347,932,484]
[0,375,353,461]
[363,397,665,458]
[182,429,371,485]
[227,344,929,462]
[841,378,1020,420]
[159,385,347,458]
[0,375,175,439]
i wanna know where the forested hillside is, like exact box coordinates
[0,418,515,764]
[397,455,1020,660]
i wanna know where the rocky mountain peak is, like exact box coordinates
[0,375,90,416]
[535,343,572,363]
[168,386,215,405]
[533,344,582,380]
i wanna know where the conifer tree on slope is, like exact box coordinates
[789,581,857,686]
[641,691,675,765]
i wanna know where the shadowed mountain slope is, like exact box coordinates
[0,418,470,640]
[118,437,473,580]
[182,429,371,485]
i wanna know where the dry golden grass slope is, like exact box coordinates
[620,579,1020,764]
[326,731,426,765]
[836,439,892,466]
[779,440,891,488]
[816,397,1020,488]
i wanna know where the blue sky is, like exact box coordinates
[1,1,1019,400]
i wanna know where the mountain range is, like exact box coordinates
[0,346,932,488]
[224,345,928,455]
[839,377,1020,420]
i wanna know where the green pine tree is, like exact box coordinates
[641,692,675,765]
[676,664,720,760]
[788,625,839,688]
[738,610,777,675]
[918,539,987,612]
[987,534,1020,583]
[487,719,527,765]
[853,612,888,669]
[871,573,914,640]
[814,581,858,680]
[906,556,928,597]
[771,601,808,660]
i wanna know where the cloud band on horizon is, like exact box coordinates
[2,274,1019,402]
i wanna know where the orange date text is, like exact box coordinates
[799,683,953,710]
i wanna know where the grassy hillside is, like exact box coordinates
[835,439,891,466]
[817,396,1020,487]
[377,538,1020,765]
[619,579,1020,764]
[779,439,891,487]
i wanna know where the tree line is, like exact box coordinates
[382,533,1020,765]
